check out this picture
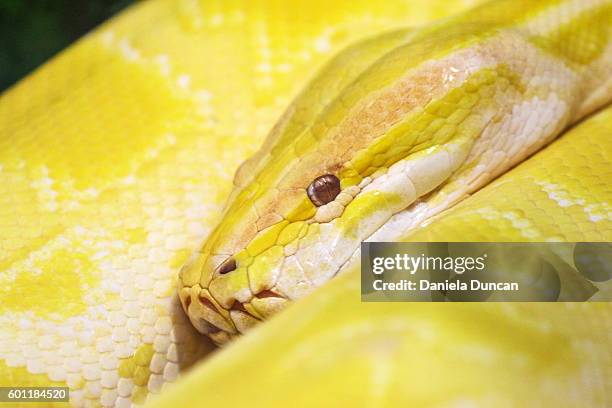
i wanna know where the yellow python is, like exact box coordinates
[178,0,612,344]
[0,0,610,407]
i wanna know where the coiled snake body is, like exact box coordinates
[0,0,610,406]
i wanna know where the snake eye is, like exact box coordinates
[307,174,341,206]
[217,257,236,274]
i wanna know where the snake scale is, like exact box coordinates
[0,0,610,407]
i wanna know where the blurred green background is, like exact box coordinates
[0,0,135,92]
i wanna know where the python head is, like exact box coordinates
[177,4,602,342]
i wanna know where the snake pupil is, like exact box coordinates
[307,174,341,206]
[217,257,237,274]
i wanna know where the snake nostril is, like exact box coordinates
[217,257,237,274]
